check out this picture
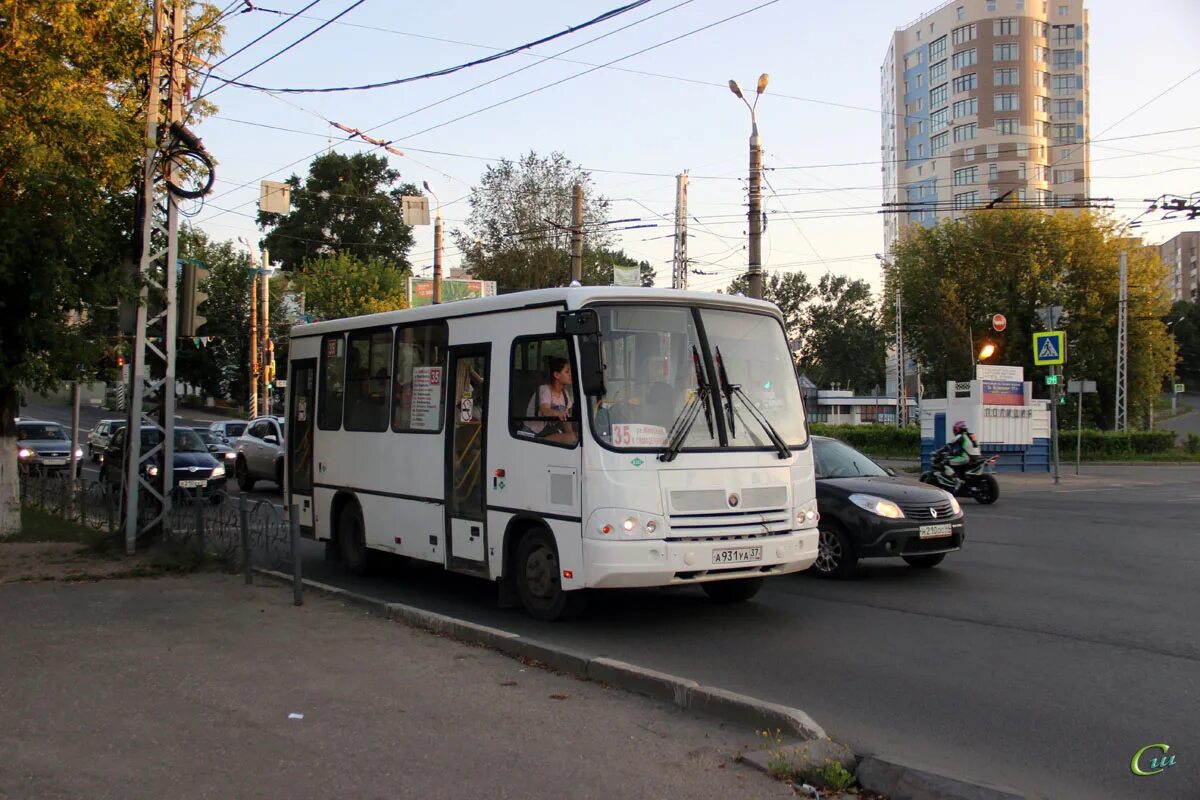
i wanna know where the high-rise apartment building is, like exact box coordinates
[1158,231,1199,302]
[881,0,1091,252]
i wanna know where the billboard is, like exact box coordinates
[407,278,498,308]
[977,364,1025,406]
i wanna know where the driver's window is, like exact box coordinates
[509,337,578,448]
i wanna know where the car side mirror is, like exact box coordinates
[263,435,278,445]
[885,467,897,477]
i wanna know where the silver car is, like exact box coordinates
[17,420,83,475]
[235,416,285,491]
[87,419,127,462]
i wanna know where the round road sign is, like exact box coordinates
[993,313,1007,332]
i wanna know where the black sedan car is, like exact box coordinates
[98,426,226,500]
[808,436,965,578]
[191,428,237,471]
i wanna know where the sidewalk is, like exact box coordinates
[0,574,793,800]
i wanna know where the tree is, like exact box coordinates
[728,271,813,341]
[585,247,656,287]
[1169,301,1200,386]
[891,209,1175,427]
[452,151,611,292]
[298,253,409,321]
[258,152,418,273]
[799,274,887,392]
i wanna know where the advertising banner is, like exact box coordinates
[408,278,497,308]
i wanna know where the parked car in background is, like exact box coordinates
[16,420,83,475]
[234,415,285,491]
[808,436,965,578]
[193,429,235,465]
[99,426,225,501]
[207,419,248,445]
[87,419,127,462]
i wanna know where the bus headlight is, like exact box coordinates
[589,510,665,540]
[794,499,820,529]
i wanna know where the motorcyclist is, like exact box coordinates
[942,420,980,487]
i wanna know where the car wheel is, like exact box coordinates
[338,502,372,576]
[903,553,946,569]
[810,522,858,579]
[515,529,586,621]
[235,457,256,492]
[973,475,999,504]
[701,577,764,603]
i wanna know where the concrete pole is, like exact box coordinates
[249,270,258,417]
[570,184,584,284]
[261,248,270,416]
[433,210,443,304]
[69,382,81,482]
[748,124,764,300]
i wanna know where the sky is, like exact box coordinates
[190,0,1200,295]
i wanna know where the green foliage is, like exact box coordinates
[890,210,1175,427]
[585,247,656,287]
[729,271,813,336]
[1186,434,1200,455]
[298,253,409,320]
[1170,300,1200,384]
[1057,429,1176,458]
[810,423,920,457]
[452,151,612,292]
[258,152,417,272]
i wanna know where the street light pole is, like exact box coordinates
[423,181,442,305]
[729,74,769,300]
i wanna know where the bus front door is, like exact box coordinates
[288,358,316,533]
[445,345,490,573]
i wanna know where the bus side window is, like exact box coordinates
[345,328,392,432]
[393,322,448,433]
[319,334,345,431]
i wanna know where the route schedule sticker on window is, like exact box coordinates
[409,366,443,430]
[611,424,668,447]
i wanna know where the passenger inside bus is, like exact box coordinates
[523,357,576,444]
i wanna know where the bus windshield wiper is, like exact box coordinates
[714,346,791,460]
[659,347,714,462]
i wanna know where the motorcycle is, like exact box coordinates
[920,448,1000,504]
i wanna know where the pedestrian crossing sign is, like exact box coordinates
[1033,331,1066,365]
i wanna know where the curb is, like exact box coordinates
[254,569,824,740]
[254,569,1025,800]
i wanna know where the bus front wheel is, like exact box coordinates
[702,577,764,603]
[515,529,585,622]
[337,502,372,576]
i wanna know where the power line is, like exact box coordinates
[203,0,654,93]
[194,0,367,102]
[204,0,325,74]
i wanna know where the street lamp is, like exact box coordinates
[978,342,997,361]
[729,73,769,301]
[423,181,442,305]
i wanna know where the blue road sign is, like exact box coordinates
[1033,331,1066,366]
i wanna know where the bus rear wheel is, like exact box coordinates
[702,577,764,603]
[515,529,585,622]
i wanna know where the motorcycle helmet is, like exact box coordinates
[952,420,968,435]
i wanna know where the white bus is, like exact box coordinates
[285,287,819,620]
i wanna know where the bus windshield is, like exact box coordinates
[589,304,806,453]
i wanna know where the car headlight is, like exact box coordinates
[210,465,225,479]
[849,493,905,519]
[147,464,159,478]
[223,451,236,460]
[18,448,33,459]
[74,448,83,459]
[948,494,961,515]
[794,499,820,529]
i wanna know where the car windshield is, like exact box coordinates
[813,438,889,479]
[589,304,806,452]
[173,430,208,453]
[18,424,67,441]
[226,423,247,437]
[196,430,220,445]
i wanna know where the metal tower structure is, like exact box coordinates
[671,172,689,289]
[1114,252,1128,432]
[124,0,186,553]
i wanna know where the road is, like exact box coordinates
[22,401,1199,799]
[1160,391,1200,444]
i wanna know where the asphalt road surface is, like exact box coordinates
[21,401,1199,799]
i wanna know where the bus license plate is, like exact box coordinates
[920,523,953,539]
[712,546,762,565]
[179,479,206,488]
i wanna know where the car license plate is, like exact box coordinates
[711,546,763,565]
[920,523,953,539]
[43,458,67,466]
[179,479,206,488]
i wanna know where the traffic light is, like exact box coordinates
[179,260,209,336]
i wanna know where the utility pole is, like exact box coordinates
[433,210,443,304]
[570,183,584,284]
[124,0,184,554]
[672,172,689,289]
[261,248,271,416]
[1114,252,1128,432]
[748,122,764,301]
[897,290,905,426]
[249,268,258,417]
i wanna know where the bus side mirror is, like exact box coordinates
[577,336,606,398]
[557,309,599,336]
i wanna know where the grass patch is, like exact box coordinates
[11,505,100,544]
